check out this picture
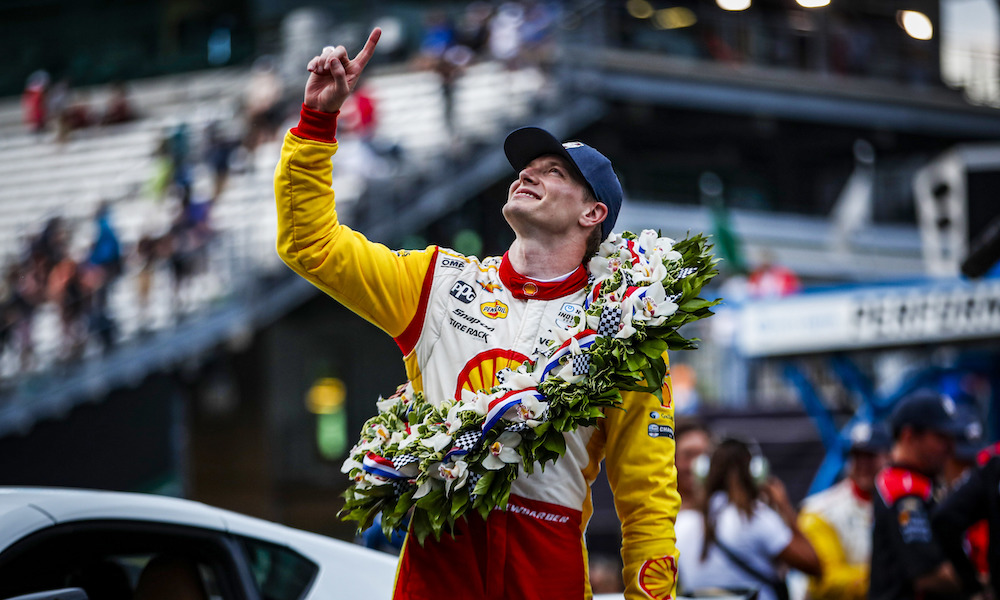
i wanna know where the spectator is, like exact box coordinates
[747,251,801,299]
[676,438,821,600]
[168,184,213,314]
[797,422,890,600]
[674,416,714,511]
[203,121,239,202]
[56,89,95,144]
[943,404,985,490]
[869,391,964,600]
[86,203,122,351]
[589,553,625,595]
[101,82,137,126]
[21,70,49,133]
[933,441,1000,598]
[489,2,525,68]
[243,56,284,164]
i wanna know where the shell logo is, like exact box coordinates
[637,555,676,600]
[480,300,509,320]
[454,349,529,400]
[660,372,673,410]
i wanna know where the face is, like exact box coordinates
[847,450,886,494]
[915,430,955,475]
[675,430,712,500]
[503,155,597,239]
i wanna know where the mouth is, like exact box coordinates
[513,187,541,200]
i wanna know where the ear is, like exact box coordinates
[579,201,608,229]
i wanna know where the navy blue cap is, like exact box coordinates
[504,127,623,241]
[954,404,984,461]
[847,421,892,454]
[889,390,965,438]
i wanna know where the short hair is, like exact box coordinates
[675,416,711,442]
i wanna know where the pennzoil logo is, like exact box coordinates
[480,300,509,320]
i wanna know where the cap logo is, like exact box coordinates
[562,141,584,149]
[942,396,956,416]
[850,422,872,444]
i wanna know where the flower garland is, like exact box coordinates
[339,230,719,544]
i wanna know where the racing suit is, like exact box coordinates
[932,446,1000,597]
[869,464,948,600]
[274,106,680,600]
[798,478,872,600]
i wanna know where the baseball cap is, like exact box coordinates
[889,390,965,438]
[847,421,891,454]
[503,127,623,241]
[953,404,985,461]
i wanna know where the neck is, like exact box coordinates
[507,237,586,280]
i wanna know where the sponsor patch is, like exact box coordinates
[650,411,660,419]
[897,497,932,543]
[440,257,466,269]
[394,250,411,257]
[450,281,477,304]
[555,302,583,330]
[481,300,509,320]
[647,423,675,439]
[452,308,496,331]
[478,280,503,293]
[563,141,585,149]
[448,315,490,343]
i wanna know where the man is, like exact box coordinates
[274,29,680,600]
[797,422,889,600]
[869,391,963,600]
[933,441,1000,598]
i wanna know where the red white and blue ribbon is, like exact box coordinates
[481,388,544,435]
[362,452,407,480]
[539,330,599,380]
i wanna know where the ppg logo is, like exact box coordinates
[449,281,477,304]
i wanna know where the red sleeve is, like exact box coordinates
[290,104,339,143]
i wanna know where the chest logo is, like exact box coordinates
[522,282,538,297]
[478,280,503,293]
[480,300,509,319]
[449,281,477,304]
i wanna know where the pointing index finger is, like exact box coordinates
[351,27,382,72]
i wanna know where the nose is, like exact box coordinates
[518,165,539,184]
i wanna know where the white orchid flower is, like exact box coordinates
[504,371,539,391]
[412,476,443,499]
[370,424,391,446]
[340,456,363,474]
[637,230,660,253]
[652,236,676,252]
[513,394,547,426]
[628,281,678,328]
[436,460,470,494]
[444,401,468,434]
[482,431,523,470]
[422,432,453,452]
[457,389,493,417]
[399,429,422,450]
[375,396,395,412]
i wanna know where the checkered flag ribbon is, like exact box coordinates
[622,271,635,288]
[596,305,622,337]
[677,266,697,278]
[667,292,682,303]
[505,422,531,434]
[391,454,419,470]
[572,353,590,376]
[392,480,413,495]
[468,472,483,502]
[452,430,482,453]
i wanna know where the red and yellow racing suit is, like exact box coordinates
[798,478,872,600]
[274,106,680,600]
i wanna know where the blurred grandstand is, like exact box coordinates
[0,0,998,551]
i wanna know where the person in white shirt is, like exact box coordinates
[676,439,821,600]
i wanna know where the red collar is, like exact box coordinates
[849,478,872,502]
[499,253,589,300]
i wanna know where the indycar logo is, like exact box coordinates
[450,281,477,304]
[480,300,509,320]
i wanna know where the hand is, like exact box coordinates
[304,28,381,114]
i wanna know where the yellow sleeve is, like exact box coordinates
[274,131,436,338]
[602,355,680,600]
[798,511,868,600]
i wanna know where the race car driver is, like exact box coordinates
[273,28,680,600]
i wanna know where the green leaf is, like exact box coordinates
[543,433,566,454]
